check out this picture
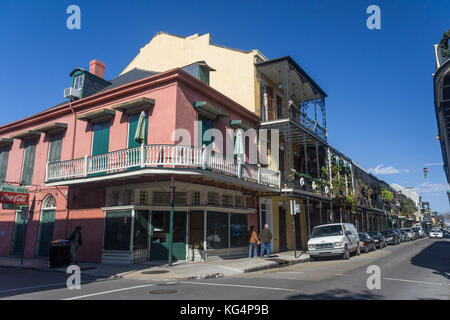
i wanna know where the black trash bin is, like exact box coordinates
[49,240,71,268]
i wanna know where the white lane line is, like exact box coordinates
[0,282,67,295]
[276,271,305,274]
[63,284,156,300]
[383,277,449,286]
[181,281,301,292]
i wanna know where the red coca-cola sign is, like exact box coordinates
[0,191,29,205]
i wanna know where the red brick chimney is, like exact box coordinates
[89,59,105,79]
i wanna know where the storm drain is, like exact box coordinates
[149,289,178,294]
[141,270,170,275]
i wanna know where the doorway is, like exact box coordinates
[150,211,187,261]
[36,195,56,257]
[278,204,287,251]
[11,210,28,256]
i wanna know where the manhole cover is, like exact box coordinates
[141,270,170,275]
[149,289,178,294]
[80,267,97,271]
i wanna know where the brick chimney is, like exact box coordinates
[89,59,105,79]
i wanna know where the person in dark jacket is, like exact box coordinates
[259,224,272,258]
[67,226,82,264]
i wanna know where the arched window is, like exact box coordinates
[42,194,56,209]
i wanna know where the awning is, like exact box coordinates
[111,97,155,114]
[35,122,68,133]
[0,138,13,148]
[194,101,229,120]
[77,108,115,123]
[230,120,252,130]
[10,130,41,140]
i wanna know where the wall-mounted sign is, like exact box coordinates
[0,184,29,209]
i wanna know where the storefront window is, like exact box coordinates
[103,210,131,251]
[230,213,248,248]
[206,211,229,249]
[133,211,148,250]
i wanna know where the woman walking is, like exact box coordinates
[248,225,260,258]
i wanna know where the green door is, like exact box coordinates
[37,210,56,257]
[92,122,110,156]
[198,114,214,147]
[11,211,28,256]
[150,211,186,261]
[90,122,110,176]
[128,112,148,148]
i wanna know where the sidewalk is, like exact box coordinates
[0,251,310,281]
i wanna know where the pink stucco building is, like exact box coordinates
[0,60,280,263]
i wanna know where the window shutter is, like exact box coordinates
[21,141,36,185]
[0,148,9,182]
[266,87,274,121]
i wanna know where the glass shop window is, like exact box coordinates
[103,210,132,251]
[230,213,248,248]
[206,211,229,249]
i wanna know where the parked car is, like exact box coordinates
[412,226,425,238]
[402,228,416,241]
[430,228,444,238]
[308,223,360,261]
[393,228,406,242]
[384,230,401,245]
[358,232,376,253]
[368,231,386,249]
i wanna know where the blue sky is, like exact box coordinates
[0,0,449,212]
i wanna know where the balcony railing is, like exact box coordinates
[45,144,281,189]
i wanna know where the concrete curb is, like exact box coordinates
[0,255,310,281]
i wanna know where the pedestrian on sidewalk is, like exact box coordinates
[67,226,82,264]
[259,224,272,258]
[248,225,260,258]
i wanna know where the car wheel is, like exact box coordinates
[364,246,369,253]
[310,256,315,262]
[342,247,350,260]
[355,245,361,256]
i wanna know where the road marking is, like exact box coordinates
[383,277,449,286]
[63,284,156,300]
[181,281,301,292]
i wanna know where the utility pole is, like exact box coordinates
[168,176,175,267]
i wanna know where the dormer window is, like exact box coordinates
[73,75,83,89]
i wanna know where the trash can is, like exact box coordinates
[49,240,71,268]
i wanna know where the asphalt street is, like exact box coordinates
[0,237,448,300]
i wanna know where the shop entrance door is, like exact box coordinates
[150,211,186,261]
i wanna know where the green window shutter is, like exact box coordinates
[21,140,36,186]
[48,134,62,163]
[0,147,9,183]
[128,112,148,148]
[199,114,214,147]
[92,122,110,156]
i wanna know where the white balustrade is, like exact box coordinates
[46,144,281,188]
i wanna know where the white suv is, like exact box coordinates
[308,223,360,261]
[430,229,443,238]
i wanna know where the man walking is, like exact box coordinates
[259,224,272,258]
[67,226,82,264]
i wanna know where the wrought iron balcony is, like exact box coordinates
[45,144,281,189]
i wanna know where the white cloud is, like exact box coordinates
[415,182,448,195]
[368,164,408,175]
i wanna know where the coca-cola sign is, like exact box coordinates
[0,191,29,205]
[0,184,29,206]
